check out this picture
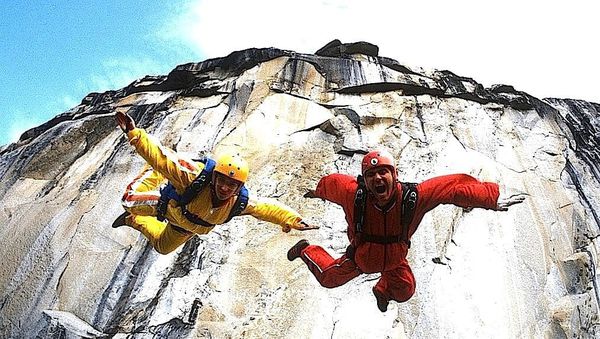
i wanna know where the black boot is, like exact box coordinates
[287,239,309,261]
[111,212,130,228]
[372,286,389,312]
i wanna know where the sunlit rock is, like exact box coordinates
[1,40,599,338]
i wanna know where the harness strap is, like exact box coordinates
[171,224,194,234]
[180,204,215,227]
[352,179,418,247]
[155,157,249,227]
[400,182,418,245]
[354,175,367,234]
[362,234,403,244]
[225,186,249,223]
[157,183,215,226]
[156,183,180,222]
[179,158,215,205]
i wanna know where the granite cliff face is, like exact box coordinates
[1,40,599,338]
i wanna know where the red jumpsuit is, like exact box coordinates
[299,173,499,303]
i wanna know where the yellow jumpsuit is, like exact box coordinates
[121,128,304,254]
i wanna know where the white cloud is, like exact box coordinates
[61,95,78,109]
[5,111,43,144]
[4,1,597,147]
[9,124,29,143]
[2,57,167,146]
[87,57,167,93]
[160,0,600,103]
[45,95,80,115]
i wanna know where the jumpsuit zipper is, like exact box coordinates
[383,209,387,272]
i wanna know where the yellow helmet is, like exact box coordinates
[214,152,249,183]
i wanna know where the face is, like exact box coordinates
[213,173,242,201]
[364,166,396,205]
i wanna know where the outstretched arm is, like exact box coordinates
[283,220,321,233]
[309,174,357,207]
[418,174,502,213]
[242,197,320,233]
[115,111,198,191]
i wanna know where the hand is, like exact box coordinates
[303,190,318,199]
[283,220,320,233]
[115,111,136,133]
[497,193,527,211]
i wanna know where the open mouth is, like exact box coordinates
[375,185,387,194]
[219,188,232,196]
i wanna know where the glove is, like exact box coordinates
[115,111,136,133]
[282,220,320,233]
[496,193,527,211]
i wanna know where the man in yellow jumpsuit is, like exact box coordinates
[113,111,318,254]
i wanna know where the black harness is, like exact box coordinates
[353,175,418,247]
[156,157,249,227]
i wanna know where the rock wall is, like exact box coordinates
[0,40,599,338]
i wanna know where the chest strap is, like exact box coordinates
[353,180,418,247]
[361,234,404,244]
[156,181,249,228]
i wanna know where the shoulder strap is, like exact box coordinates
[224,186,249,223]
[156,183,181,221]
[179,157,215,206]
[400,182,418,244]
[353,175,367,234]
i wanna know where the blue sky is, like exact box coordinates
[1,1,197,146]
[2,1,599,146]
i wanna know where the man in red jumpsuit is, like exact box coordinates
[287,150,526,312]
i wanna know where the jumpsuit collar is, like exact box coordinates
[371,185,399,212]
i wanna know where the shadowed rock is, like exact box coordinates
[1,40,599,339]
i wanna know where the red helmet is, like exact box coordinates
[361,150,396,177]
